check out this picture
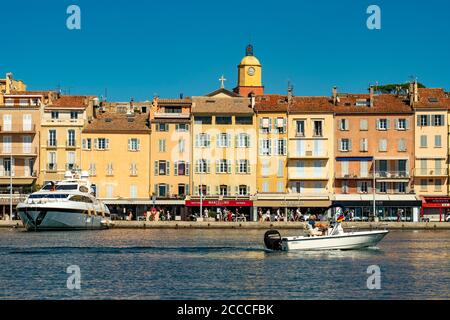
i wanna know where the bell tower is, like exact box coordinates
[235,44,264,96]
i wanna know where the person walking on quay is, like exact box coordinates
[265,209,271,222]
[167,210,171,221]
[227,210,233,222]
[258,208,263,222]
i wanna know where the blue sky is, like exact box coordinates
[1,0,449,101]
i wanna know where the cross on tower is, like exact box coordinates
[219,75,226,89]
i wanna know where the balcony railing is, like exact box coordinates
[335,171,373,179]
[0,171,37,178]
[288,172,329,180]
[375,171,410,179]
[0,124,36,133]
[65,163,77,170]
[414,168,448,177]
[154,112,190,119]
[0,147,38,155]
[289,151,329,159]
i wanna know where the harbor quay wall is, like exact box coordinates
[1,220,450,230]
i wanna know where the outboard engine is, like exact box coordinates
[264,230,282,251]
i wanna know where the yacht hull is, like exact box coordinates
[17,207,109,231]
[281,230,389,251]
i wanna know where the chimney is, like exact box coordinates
[5,72,13,94]
[180,93,184,99]
[249,92,256,109]
[287,82,294,106]
[414,80,419,103]
[409,82,414,106]
[369,85,374,107]
[152,96,159,111]
[332,86,338,105]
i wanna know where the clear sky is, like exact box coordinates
[1,0,449,101]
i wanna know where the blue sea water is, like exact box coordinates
[0,228,449,300]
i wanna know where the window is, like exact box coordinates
[66,151,76,170]
[360,138,368,152]
[130,185,138,198]
[237,160,250,174]
[196,159,209,173]
[174,161,189,176]
[433,115,444,126]
[377,119,388,130]
[106,163,113,176]
[296,120,305,136]
[260,117,271,133]
[239,185,249,196]
[158,184,168,197]
[260,139,271,156]
[128,138,140,151]
[398,138,407,152]
[342,180,349,194]
[196,133,210,148]
[360,181,369,193]
[95,138,109,150]
[194,116,212,125]
[176,123,188,132]
[48,152,57,171]
[216,159,231,174]
[236,116,253,125]
[178,184,186,197]
[23,136,32,153]
[159,139,166,152]
[378,139,387,152]
[378,182,387,193]
[275,139,287,156]
[88,163,96,176]
[435,135,442,148]
[106,185,114,198]
[275,117,286,133]
[48,130,57,146]
[165,106,182,113]
[360,119,368,131]
[397,182,406,193]
[217,133,231,148]
[341,161,349,177]
[313,120,323,137]
[70,112,78,120]
[420,179,427,191]
[19,99,28,106]
[51,111,59,119]
[219,185,229,196]
[340,139,350,152]
[420,135,427,148]
[339,119,349,131]
[130,163,138,176]
[215,116,232,125]
[236,133,250,148]
[419,115,429,127]
[277,160,284,178]
[155,161,168,176]
[435,179,442,192]
[277,181,284,193]
[67,130,75,147]
[82,138,92,150]
[178,139,185,153]
[157,123,168,132]
[261,160,270,177]
[397,119,407,130]
[262,182,269,193]
[23,114,32,131]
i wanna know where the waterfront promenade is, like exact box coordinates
[1,220,450,230]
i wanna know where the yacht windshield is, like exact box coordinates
[42,184,78,191]
[29,194,69,199]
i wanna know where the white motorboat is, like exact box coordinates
[264,204,389,251]
[17,171,112,231]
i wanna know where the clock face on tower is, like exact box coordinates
[247,67,255,76]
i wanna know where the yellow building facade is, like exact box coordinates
[81,113,151,216]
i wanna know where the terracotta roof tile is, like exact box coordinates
[83,113,150,133]
[415,88,449,109]
[47,95,91,109]
[192,97,254,114]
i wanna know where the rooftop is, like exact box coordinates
[83,113,150,133]
[192,97,254,115]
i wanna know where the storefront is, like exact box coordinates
[333,195,422,222]
[421,197,450,222]
[104,199,185,220]
[185,199,253,220]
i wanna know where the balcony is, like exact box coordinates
[0,147,38,156]
[414,168,448,177]
[65,163,78,171]
[0,124,36,134]
[288,172,329,181]
[154,112,190,119]
[0,171,38,185]
[335,171,373,179]
[66,140,77,149]
[375,171,410,179]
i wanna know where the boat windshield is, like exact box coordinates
[29,194,69,199]
[42,184,78,191]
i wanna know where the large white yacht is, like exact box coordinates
[17,171,112,231]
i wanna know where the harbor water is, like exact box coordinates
[0,228,449,299]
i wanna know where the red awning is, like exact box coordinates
[422,197,450,208]
[185,200,253,207]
